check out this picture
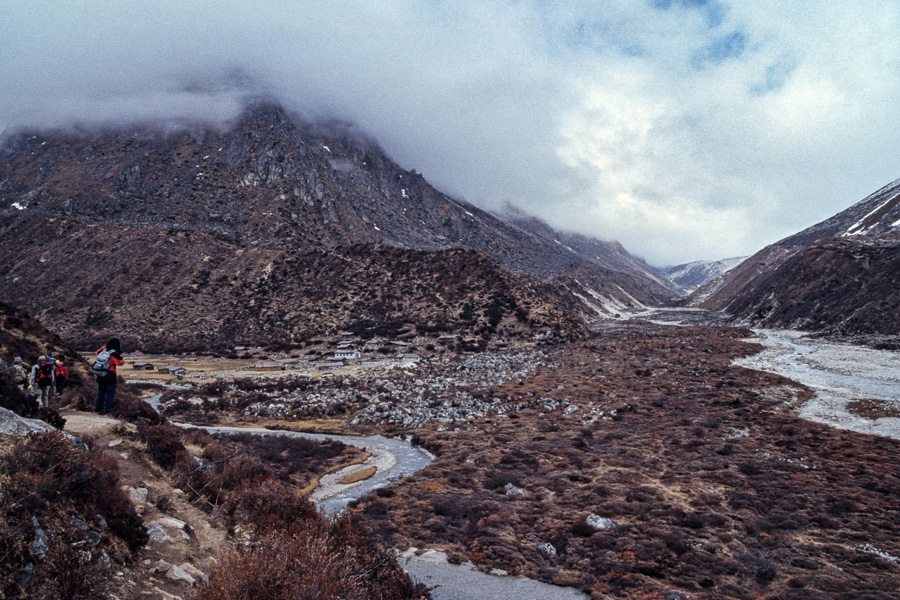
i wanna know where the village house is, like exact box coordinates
[333,348,360,360]
[157,366,187,376]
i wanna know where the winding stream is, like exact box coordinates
[177,423,432,514]
[734,330,900,439]
[173,422,589,600]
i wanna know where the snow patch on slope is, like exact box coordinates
[844,192,900,236]
[571,280,643,319]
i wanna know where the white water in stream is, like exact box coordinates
[734,330,900,439]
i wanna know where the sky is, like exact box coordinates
[1,1,898,266]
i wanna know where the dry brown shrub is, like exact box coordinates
[219,453,272,491]
[36,542,107,600]
[3,432,133,517]
[136,419,187,469]
[199,518,428,600]
[0,432,145,598]
[225,479,316,531]
[114,384,162,423]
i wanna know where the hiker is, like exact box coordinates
[31,355,55,408]
[54,360,69,397]
[9,357,29,389]
[93,338,124,415]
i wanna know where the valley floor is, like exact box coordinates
[111,317,900,600]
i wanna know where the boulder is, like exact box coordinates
[538,542,557,557]
[15,563,34,590]
[586,514,616,530]
[128,487,149,503]
[166,564,196,586]
[179,563,207,584]
[504,482,525,496]
[0,407,55,436]
[150,559,173,574]
[157,516,187,530]
[146,523,172,544]
[30,519,48,561]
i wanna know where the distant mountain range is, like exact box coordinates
[661,257,746,295]
[0,101,675,350]
[696,178,900,337]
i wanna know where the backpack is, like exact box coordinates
[56,364,68,381]
[92,348,114,378]
[36,361,53,385]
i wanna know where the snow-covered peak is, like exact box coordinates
[663,256,746,294]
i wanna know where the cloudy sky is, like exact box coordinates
[1,1,897,266]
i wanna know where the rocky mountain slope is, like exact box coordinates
[696,178,900,336]
[0,301,85,371]
[662,256,745,295]
[0,101,673,350]
[1,222,583,351]
[498,206,677,295]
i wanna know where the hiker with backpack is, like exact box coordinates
[54,360,69,398]
[31,355,55,408]
[93,337,124,415]
[8,357,29,389]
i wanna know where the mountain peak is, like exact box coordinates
[0,101,675,349]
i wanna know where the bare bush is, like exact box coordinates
[136,419,187,469]
[0,432,146,598]
[199,519,428,600]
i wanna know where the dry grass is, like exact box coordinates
[117,354,328,384]
[339,466,377,485]
[198,518,428,600]
[261,419,368,435]
[299,451,375,495]
[298,477,320,497]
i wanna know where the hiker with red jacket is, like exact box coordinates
[93,337,124,415]
[31,355,55,408]
[54,360,69,398]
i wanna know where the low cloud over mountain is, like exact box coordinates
[2,1,898,265]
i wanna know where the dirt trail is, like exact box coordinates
[63,410,226,600]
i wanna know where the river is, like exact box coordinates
[733,330,900,440]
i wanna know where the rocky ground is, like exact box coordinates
[155,344,559,430]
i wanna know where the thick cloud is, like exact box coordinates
[1,1,897,265]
